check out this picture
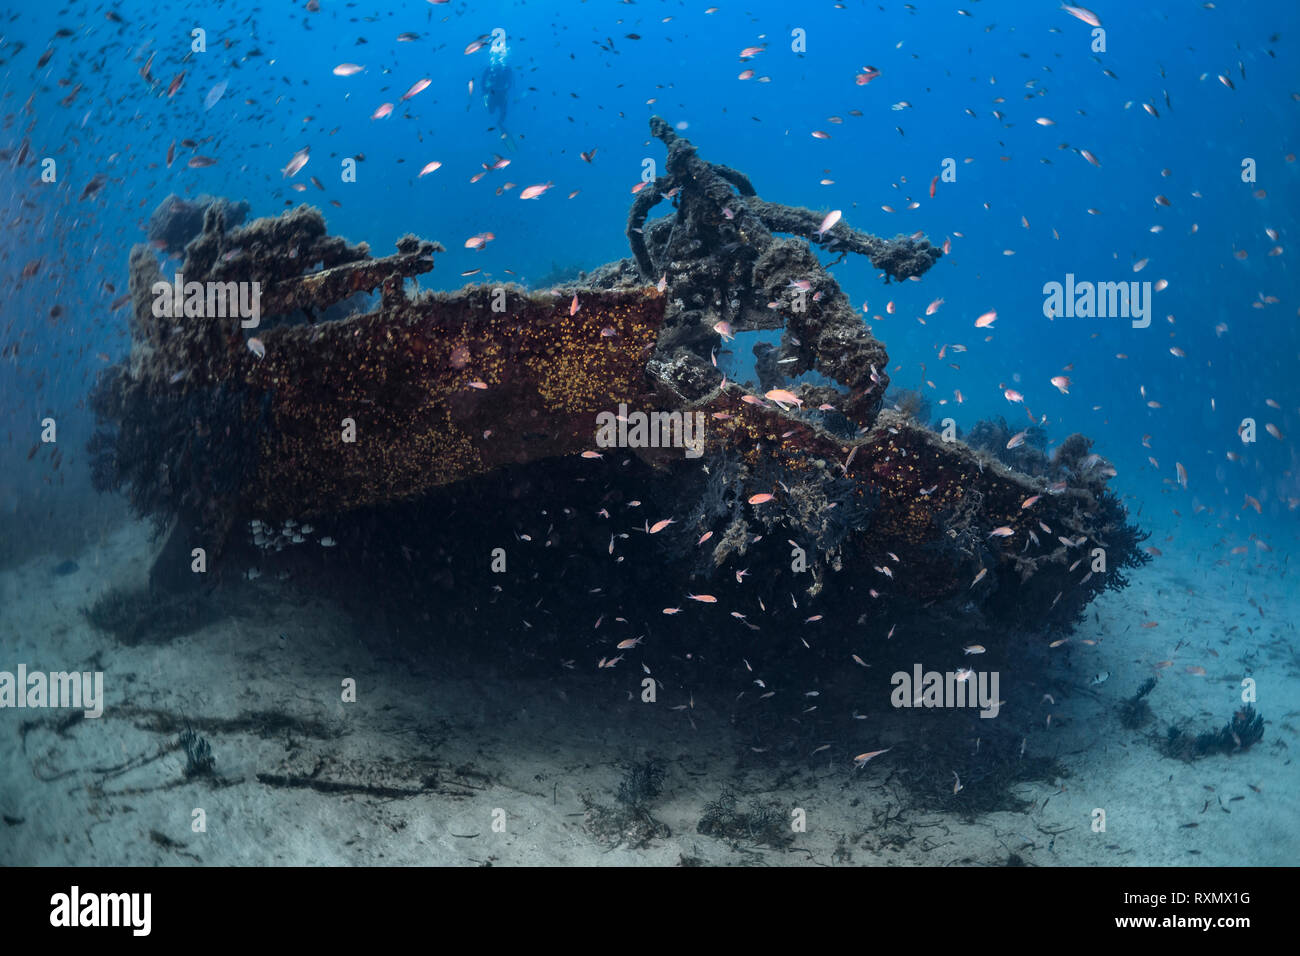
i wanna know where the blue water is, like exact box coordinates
[0,0,1297,868]
[4,1,1297,553]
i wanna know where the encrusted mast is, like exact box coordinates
[616,115,941,429]
[89,119,1146,629]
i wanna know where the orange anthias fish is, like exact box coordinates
[520,182,554,200]
[1061,4,1102,27]
[764,388,802,408]
[816,209,841,238]
[854,748,890,768]
[282,147,310,178]
[401,78,431,100]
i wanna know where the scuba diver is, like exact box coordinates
[480,41,515,148]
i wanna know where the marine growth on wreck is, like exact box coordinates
[5,1,1294,882]
[88,121,1148,699]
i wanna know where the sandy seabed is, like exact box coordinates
[2,519,1297,867]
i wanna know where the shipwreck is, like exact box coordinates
[87,118,1149,698]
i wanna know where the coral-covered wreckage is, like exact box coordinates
[89,119,1149,763]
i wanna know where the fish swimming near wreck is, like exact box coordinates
[2,2,1289,872]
